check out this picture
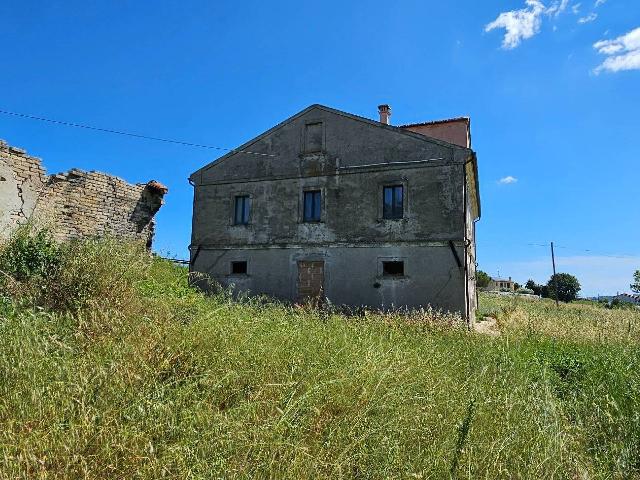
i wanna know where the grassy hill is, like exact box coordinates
[1,232,639,478]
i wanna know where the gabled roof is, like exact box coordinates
[189,104,473,179]
[189,103,481,219]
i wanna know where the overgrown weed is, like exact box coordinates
[0,229,639,478]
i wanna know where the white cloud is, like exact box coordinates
[595,0,607,6]
[486,255,640,297]
[572,3,582,13]
[548,0,570,17]
[485,0,572,49]
[485,1,546,49]
[593,27,640,73]
[498,176,518,184]
[578,12,598,23]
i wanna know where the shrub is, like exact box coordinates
[516,288,535,295]
[526,280,549,298]
[1,227,153,315]
[0,226,60,282]
[42,238,152,313]
[607,298,637,310]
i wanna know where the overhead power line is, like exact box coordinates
[526,243,637,260]
[0,108,275,157]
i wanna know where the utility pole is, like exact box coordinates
[551,242,559,307]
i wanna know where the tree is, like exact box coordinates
[547,273,581,302]
[632,270,640,294]
[525,279,548,297]
[476,270,491,289]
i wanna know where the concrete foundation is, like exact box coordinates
[192,244,467,312]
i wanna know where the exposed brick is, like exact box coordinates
[0,140,168,248]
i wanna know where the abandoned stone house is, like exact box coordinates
[0,139,167,247]
[488,277,515,292]
[189,104,481,320]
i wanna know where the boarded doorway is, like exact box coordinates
[297,260,324,304]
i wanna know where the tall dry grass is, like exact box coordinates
[479,292,640,343]
[0,229,639,478]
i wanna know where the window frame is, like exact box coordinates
[302,188,323,223]
[382,184,404,220]
[377,257,408,279]
[232,194,252,226]
[378,180,408,221]
[230,260,248,276]
[296,187,327,226]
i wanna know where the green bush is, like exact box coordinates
[41,238,152,313]
[608,298,638,310]
[517,287,535,295]
[0,226,60,282]
[0,227,153,315]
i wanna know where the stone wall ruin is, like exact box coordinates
[0,139,167,247]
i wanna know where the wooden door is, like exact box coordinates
[297,261,324,304]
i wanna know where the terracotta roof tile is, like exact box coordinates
[146,180,168,194]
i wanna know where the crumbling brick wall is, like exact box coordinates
[0,142,47,231]
[0,139,167,247]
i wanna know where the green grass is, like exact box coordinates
[1,236,639,478]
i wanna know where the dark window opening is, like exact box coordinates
[231,261,247,275]
[234,195,251,225]
[382,261,404,277]
[303,190,322,222]
[383,185,404,219]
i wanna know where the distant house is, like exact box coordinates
[613,293,640,305]
[189,104,481,321]
[488,277,515,292]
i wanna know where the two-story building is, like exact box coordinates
[488,277,516,292]
[189,104,480,321]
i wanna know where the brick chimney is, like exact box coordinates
[378,104,391,125]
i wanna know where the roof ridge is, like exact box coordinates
[398,116,470,128]
[312,104,471,151]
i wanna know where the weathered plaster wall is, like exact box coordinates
[192,163,465,248]
[192,245,467,313]
[0,139,167,246]
[0,142,46,233]
[190,105,477,318]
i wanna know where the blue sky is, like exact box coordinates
[0,0,638,296]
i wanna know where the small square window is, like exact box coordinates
[383,185,404,219]
[231,261,247,275]
[382,261,404,277]
[303,190,322,222]
[234,196,251,225]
